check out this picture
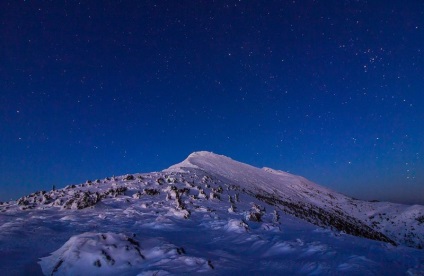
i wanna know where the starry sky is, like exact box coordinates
[1,1,423,204]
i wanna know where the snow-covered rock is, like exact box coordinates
[39,232,145,275]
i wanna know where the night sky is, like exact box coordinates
[1,1,423,204]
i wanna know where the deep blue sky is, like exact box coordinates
[1,1,423,204]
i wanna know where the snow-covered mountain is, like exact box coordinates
[1,151,423,275]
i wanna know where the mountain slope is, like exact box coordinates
[166,151,423,248]
[0,151,423,275]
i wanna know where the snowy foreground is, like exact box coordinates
[1,151,423,275]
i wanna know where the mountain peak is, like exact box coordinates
[165,151,323,198]
[188,151,219,157]
[186,151,233,160]
[164,151,235,172]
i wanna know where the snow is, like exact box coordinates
[225,219,249,233]
[0,151,423,274]
[39,232,145,275]
[166,151,424,248]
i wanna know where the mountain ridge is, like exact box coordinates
[164,152,399,245]
[1,151,423,274]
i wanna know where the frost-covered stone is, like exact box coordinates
[39,232,144,275]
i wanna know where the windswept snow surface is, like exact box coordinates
[0,151,423,275]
